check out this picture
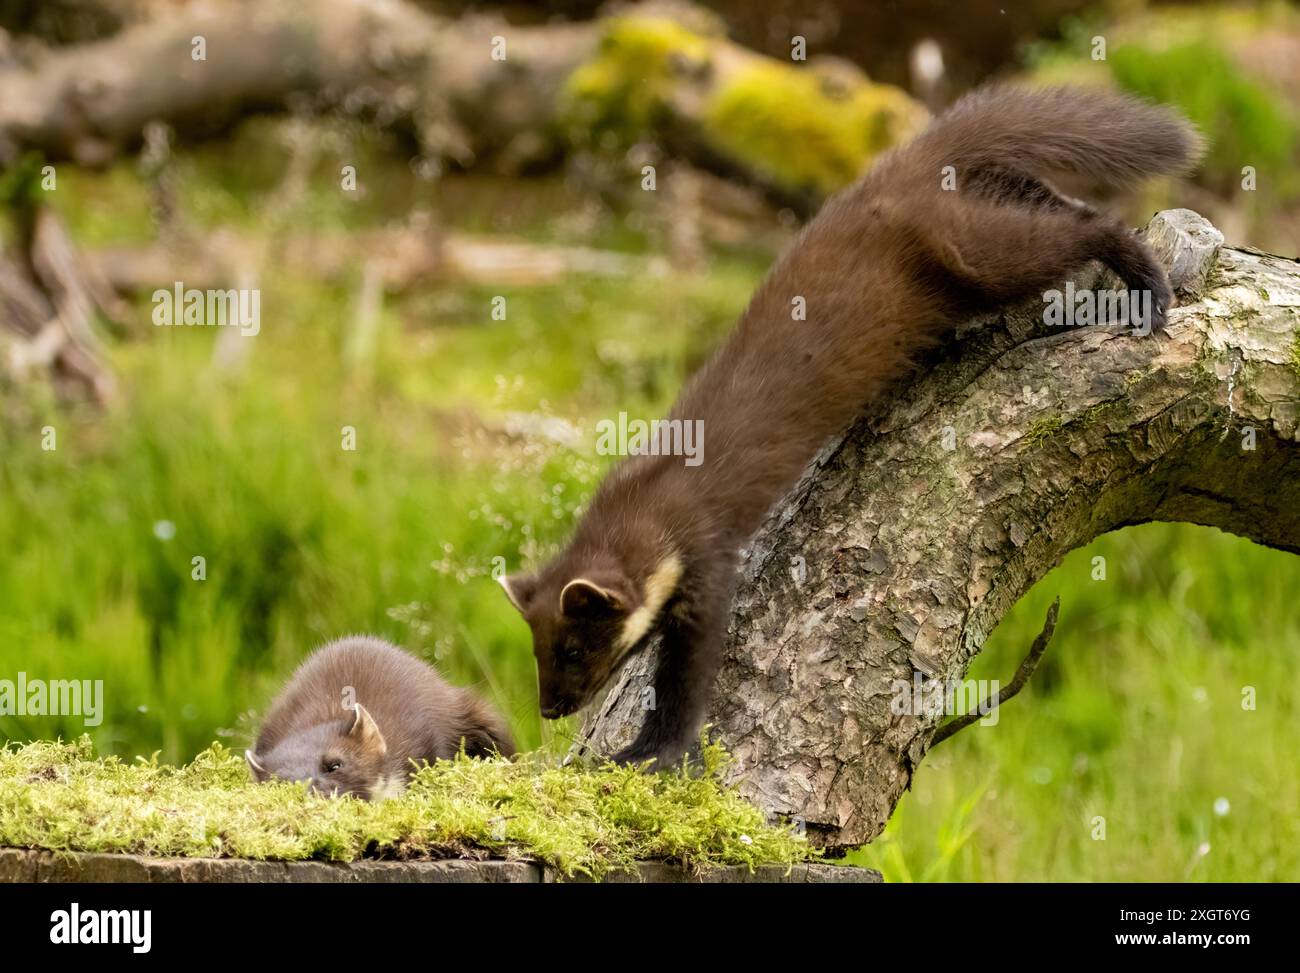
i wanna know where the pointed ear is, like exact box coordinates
[245,749,269,781]
[498,573,536,615]
[560,577,626,618]
[347,703,388,758]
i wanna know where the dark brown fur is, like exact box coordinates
[502,85,1202,767]
[248,636,513,798]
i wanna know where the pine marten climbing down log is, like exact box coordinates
[499,85,1202,768]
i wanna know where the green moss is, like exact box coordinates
[561,15,926,200]
[0,736,811,880]
[1083,402,1111,426]
[705,62,926,197]
[1024,415,1064,448]
[562,16,712,145]
[0,152,47,211]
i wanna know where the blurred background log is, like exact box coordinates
[0,0,926,213]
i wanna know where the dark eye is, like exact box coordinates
[556,638,585,662]
[322,759,342,774]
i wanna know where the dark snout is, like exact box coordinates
[539,681,584,719]
[539,696,577,719]
[538,660,600,719]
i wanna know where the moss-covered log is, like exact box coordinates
[576,209,1300,849]
[0,0,924,210]
[0,736,816,880]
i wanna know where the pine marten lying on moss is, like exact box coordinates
[247,636,513,799]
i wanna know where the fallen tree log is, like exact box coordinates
[0,848,880,883]
[0,0,925,212]
[86,226,651,294]
[575,209,1300,849]
[0,0,146,46]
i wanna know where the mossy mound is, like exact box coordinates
[0,736,812,880]
[563,15,713,142]
[562,14,927,201]
[705,61,927,198]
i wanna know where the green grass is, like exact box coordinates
[848,523,1300,882]
[1,135,757,762]
[1109,39,1299,201]
[0,266,749,760]
[2,115,1298,882]
[1023,3,1300,242]
[0,736,810,879]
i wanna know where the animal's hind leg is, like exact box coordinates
[921,202,1172,330]
[922,204,1110,307]
[965,164,1095,216]
[965,169,1173,329]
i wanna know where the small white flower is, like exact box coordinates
[1213,797,1230,817]
[739,834,753,846]
[153,520,176,541]
[1192,687,1209,704]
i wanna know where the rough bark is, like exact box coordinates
[575,209,1300,849]
[0,0,924,210]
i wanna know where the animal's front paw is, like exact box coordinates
[611,742,661,768]
[1141,279,1174,334]
[611,736,692,770]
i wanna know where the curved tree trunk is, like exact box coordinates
[575,209,1300,849]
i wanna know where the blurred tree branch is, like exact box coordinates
[0,0,924,212]
[85,224,647,295]
[0,157,117,401]
[0,0,142,45]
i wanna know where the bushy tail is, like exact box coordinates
[453,688,515,758]
[906,84,1203,189]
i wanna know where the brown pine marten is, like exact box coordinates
[246,636,513,799]
[499,84,1202,768]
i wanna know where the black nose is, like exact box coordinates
[540,698,572,719]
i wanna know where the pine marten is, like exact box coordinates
[246,636,513,799]
[499,84,1202,768]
